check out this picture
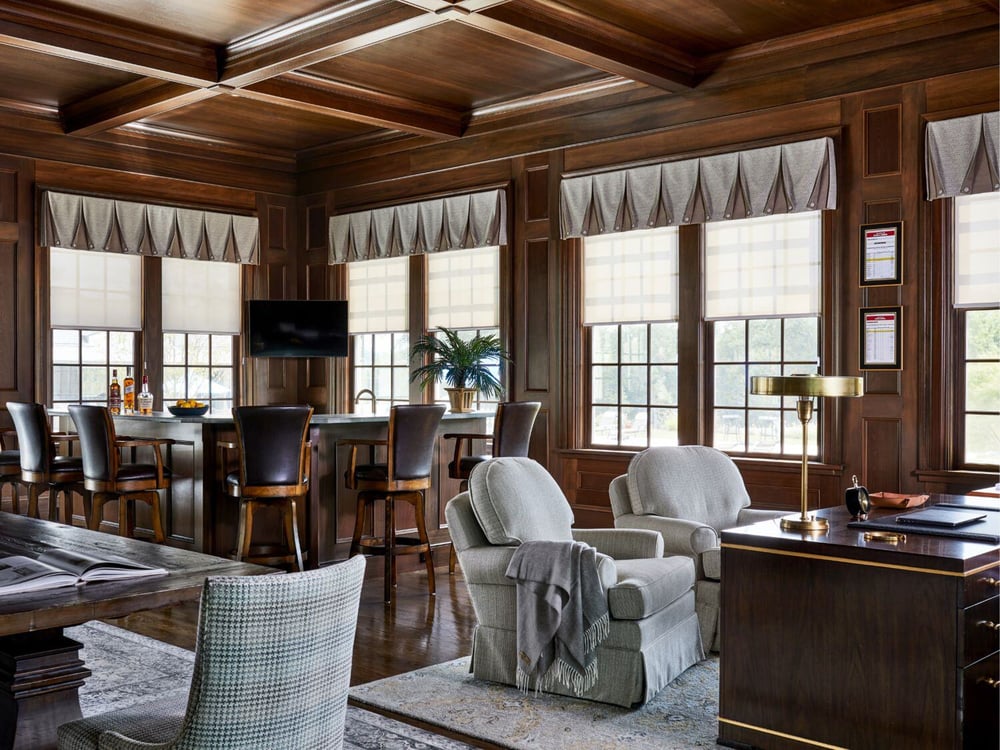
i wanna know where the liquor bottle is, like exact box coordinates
[108,369,122,414]
[137,375,154,415]
[122,366,135,414]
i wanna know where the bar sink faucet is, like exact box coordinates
[354,388,376,414]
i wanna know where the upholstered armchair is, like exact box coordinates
[609,445,787,651]
[446,457,704,708]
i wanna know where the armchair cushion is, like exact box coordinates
[626,445,750,529]
[737,507,789,525]
[469,457,573,545]
[607,556,695,621]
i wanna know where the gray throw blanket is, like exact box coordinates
[505,540,610,696]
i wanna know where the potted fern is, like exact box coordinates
[410,327,510,412]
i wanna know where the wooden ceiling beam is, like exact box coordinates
[235,73,464,139]
[220,2,445,88]
[62,80,225,137]
[461,0,699,92]
[0,0,218,86]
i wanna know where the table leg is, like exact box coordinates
[0,629,90,750]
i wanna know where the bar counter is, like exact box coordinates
[50,409,489,568]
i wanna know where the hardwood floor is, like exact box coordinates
[103,563,478,685]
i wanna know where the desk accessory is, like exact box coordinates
[845,475,870,519]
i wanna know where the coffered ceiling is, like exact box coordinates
[0,0,995,188]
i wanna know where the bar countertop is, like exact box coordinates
[49,409,493,425]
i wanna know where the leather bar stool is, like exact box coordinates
[7,401,84,524]
[344,404,445,603]
[68,404,171,542]
[0,428,22,514]
[225,405,313,572]
[443,401,540,573]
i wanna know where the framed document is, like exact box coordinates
[859,222,902,286]
[860,306,902,370]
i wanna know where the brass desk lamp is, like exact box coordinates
[750,374,864,533]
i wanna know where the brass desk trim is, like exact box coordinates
[721,543,999,577]
[718,717,848,750]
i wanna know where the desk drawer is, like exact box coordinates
[964,566,1000,607]
[963,651,999,750]
[964,597,1000,667]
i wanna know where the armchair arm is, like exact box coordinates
[443,431,492,468]
[572,528,663,560]
[115,437,173,485]
[614,513,720,558]
[338,438,387,489]
[736,507,789,526]
[458,545,519,585]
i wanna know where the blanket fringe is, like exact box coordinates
[515,612,610,698]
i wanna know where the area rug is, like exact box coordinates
[350,656,722,749]
[68,620,475,750]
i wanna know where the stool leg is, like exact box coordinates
[119,495,133,538]
[146,491,165,544]
[235,499,252,562]
[411,491,435,597]
[285,497,304,572]
[449,544,457,575]
[62,489,74,526]
[89,493,109,531]
[47,488,59,522]
[27,485,41,519]
[384,496,394,604]
[350,495,367,557]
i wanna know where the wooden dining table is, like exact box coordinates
[0,512,274,750]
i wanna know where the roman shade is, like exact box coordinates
[49,247,141,329]
[328,189,507,263]
[954,192,1000,308]
[925,112,999,200]
[162,257,242,334]
[40,191,259,264]
[427,245,499,329]
[347,256,409,334]
[560,137,836,238]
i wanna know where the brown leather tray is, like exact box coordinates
[869,491,930,509]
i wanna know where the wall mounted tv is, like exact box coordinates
[246,300,348,358]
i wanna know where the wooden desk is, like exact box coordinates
[0,512,271,750]
[718,497,999,750]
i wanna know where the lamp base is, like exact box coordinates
[780,515,830,533]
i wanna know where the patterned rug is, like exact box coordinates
[67,620,474,750]
[350,656,722,749]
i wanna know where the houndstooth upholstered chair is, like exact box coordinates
[609,445,787,651]
[57,555,366,750]
[446,457,704,708]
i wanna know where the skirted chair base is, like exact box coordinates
[468,590,702,707]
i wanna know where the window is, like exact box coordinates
[348,257,410,414]
[583,228,679,448]
[581,213,822,455]
[705,213,822,456]
[161,258,239,414]
[426,246,501,413]
[954,192,1000,467]
[49,247,140,409]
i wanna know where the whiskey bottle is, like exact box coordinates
[108,369,122,414]
[122,366,135,414]
[137,375,154,415]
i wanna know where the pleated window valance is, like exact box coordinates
[40,191,259,264]
[560,137,836,238]
[925,112,999,200]
[328,189,507,264]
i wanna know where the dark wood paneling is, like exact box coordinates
[864,105,902,176]
[0,241,17,393]
[862,417,902,492]
[524,238,550,393]
[524,166,549,222]
[0,156,32,424]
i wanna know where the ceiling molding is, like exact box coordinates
[461,0,699,92]
[0,0,218,85]
[237,73,464,139]
[63,80,224,137]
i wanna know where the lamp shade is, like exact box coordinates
[751,374,863,398]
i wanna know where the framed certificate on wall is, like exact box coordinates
[860,306,902,370]
[859,222,903,286]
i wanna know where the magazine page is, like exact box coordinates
[38,548,168,581]
[0,555,78,595]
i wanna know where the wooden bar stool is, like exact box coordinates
[344,404,445,603]
[68,404,171,542]
[225,405,313,572]
[7,401,84,524]
[443,401,540,573]
[0,428,22,514]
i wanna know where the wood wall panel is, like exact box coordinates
[0,242,17,392]
[862,417,903,492]
[864,106,902,177]
[0,156,32,429]
[524,166,549,222]
[524,238,550,393]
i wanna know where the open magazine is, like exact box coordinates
[0,548,168,596]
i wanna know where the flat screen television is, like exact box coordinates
[246,299,348,358]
